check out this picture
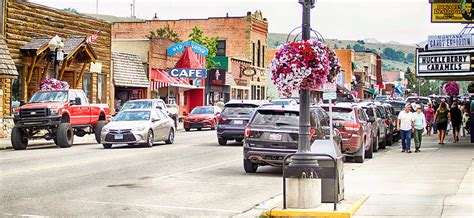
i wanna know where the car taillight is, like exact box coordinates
[245,128,251,138]
[310,129,316,138]
[344,122,360,132]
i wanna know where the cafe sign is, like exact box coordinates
[428,34,473,50]
[416,49,474,77]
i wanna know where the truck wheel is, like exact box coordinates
[218,138,227,145]
[11,127,28,150]
[165,129,174,144]
[243,159,258,173]
[94,121,107,144]
[57,123,74,148]
[53,138,59,145]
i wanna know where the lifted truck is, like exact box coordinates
[11,89,110,150]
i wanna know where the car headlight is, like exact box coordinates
[50,108,59,116]
[132,126,146,131]
[101,127,109,132]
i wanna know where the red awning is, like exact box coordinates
[150,69,203,90]
[174,47,204,68]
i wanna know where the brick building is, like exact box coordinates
[354,51,380,99]
[111,10,269,102]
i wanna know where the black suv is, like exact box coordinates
[216,100,268,145]
[242,105,342,173]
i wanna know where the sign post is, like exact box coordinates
[322,83,337,143]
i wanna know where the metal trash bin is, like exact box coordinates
[310,139,344,203]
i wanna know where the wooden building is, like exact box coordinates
[1,0,112,121]
[0,34,17,137]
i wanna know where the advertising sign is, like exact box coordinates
[167,41,209,56]
[416,49,474,77]
[428,34,473,50]
[431,0,474,23]
[323,92,337,100]
[321,83,337,92]
[168,68,208,78]
[208,69,226,85]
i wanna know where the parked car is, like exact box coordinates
[216,100,268,145]
[381,103,397,145]
[405,96,432,107]
[385,100,406,116]
[375,95,391,102]
[183,106,222,131]
[120,99,178,128]
[242,105,343,173]
[11,89,110,150]
[271,98,298,106]
[101,109,175,148]
[358,103,388,151]
[321,104,373,163]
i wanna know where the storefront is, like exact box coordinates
[207,68,230,103]
[112,51,149,110]
[0,35,18,137]
[230,57,252,100]
[250,67,267,100]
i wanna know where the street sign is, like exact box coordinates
[323,92,337,100]
[428,34,473,50]
[321,83,337,92]
[168,68,208,78]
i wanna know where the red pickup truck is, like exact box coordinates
[12,89,110,150]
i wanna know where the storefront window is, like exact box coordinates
[97,74,104,103]
[82,73,92,102]
[11,65,23,113]
[261,86,266,100]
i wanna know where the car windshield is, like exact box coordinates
[121,101,152,110]
[29,91,68,103]
[222,104,258,115]
[251,110,299,126]
[113,111,151,121]
[322,107,355,122]
[191,107,214,114]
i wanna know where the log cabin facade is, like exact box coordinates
[0,0,113,137]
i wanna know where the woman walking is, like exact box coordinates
[450,102,463,142]
[425,103,435,136]
[434,102,450,144]
[413,105,426,152]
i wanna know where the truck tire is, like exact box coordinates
[218,138,227,145]
[57,123,74,148]
[94,121,107,144]
[11,127,28,150]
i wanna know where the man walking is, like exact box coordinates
[398,104,414,153]
[413,105,426,152]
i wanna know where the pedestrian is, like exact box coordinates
[413,105,426,152]
[450,102,462,142]
[397,104,414,153]
[425,103,435,136]
[432,101,439,134]
[410,100,417,112]
[434,102,450,145]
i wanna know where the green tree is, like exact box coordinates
[188,26,219,68]
[146,25,181,42]
[406,53,415,63]
[333,43,339,49]
[346,44,352,50]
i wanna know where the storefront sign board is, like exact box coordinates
[416,49,474,77]
[431,1,474,23]
[167,41,209,56]
[428,34,473,50]
[168,68,208,78]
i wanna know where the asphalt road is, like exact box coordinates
[0,129,287,217]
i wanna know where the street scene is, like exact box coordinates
[1,0,473,217]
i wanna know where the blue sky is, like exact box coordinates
[31,0,465,45]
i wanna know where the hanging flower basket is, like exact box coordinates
[270,40,340,96]
[38,78,69,91]
[444,81,459,97]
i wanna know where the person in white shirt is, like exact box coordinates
[398,104,414,153]
[413,105,426,152]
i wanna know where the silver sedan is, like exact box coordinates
[100,109,175,148]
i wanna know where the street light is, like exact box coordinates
[48,35,64,78]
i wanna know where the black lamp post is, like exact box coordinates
[48,35,64,79]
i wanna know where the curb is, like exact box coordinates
[261,195,369,218]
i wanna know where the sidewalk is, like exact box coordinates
[239,133,473,217]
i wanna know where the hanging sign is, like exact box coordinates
[321,83,337,92]
[168,68,208,78]
[167,41,209,56]
[416,49,474,77]
[323,92,337,100]
[431,0,474,23]
[208,69,226,85]
[428,34,473,50]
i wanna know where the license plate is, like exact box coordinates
[114,134,123,140]
[234,120,243,125]
[269,133,282,141]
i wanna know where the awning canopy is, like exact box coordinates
[112,51,149,88]
[364,88,378,96]
[0,35,18,79]
[150,69,203,90]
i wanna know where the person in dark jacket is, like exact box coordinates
[450,102,463,142]
[434,102,450,145]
